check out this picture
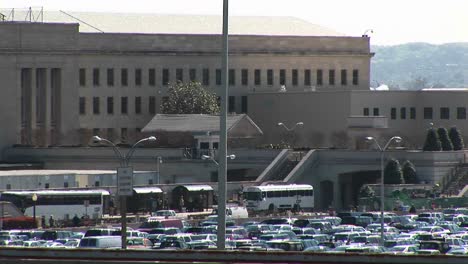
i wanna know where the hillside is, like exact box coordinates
[371,43,468,89]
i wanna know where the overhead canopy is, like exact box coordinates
[133,187,163,194]
[142,114,263,138]
[181,184,214,192]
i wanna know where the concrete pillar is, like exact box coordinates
[44,68,52,146]
[30,68,37,145]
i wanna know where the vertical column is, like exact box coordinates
[36,68,47,146]
[30,68,37,145]
[20,68,32,144]
[50,68,62,146]
[43,68,52,147]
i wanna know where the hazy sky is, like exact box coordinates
[2,0,467,45]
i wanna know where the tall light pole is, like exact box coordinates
[277,122,304,148]
[32,194,38,228]
[365,136,402,245]
[92,135,156,249]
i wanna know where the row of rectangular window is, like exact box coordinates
[364,107,467,120]
[80,68,359,87]
[79,96,156,115]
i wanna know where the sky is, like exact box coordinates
[2,0,467,45]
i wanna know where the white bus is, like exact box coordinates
[0,189,111,220]
[243,184,314,213]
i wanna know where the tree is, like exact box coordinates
[384,158,404,184]
[359,185,375,198]
[402,160,418,184]
[437,127,453,151]
[423,128,442,151]
[449,126,465,150]
[161,81,220,114]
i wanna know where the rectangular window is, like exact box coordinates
[329,70,335,85]
[79,68,86,86]
[241,69,248,86]
[410,107,416,119]
[121,97,128,114]
[373,108,379,116]
[121,68,128,86]
[93,68,100,86]
[341,69,347,85]
[254,69,261,85]
[93,97,100,114]
[229,96,236,113]
[400,107,406,119]
[424,107,433,119]
[216,69,222,85]
[162,68,169,85]
[64,182,69,188]
[176,68,183,82]
[135,96,141,114]
[352,69,359,85]
[267,69,274,85]
[79,97,86,115]
[292,69,298,86]
[229,69,235,86]
[107,97,114,114]
[317,69,323,86]
[202,68,210,85]
[279,69,286,85]
[440,107,450,119]
[148,68,155,86]
[241,96,248,113]
[107,68,114,86]
[135,68,142,86]
[391,107,396,119]
[304,69,311,86]
[363,108,369,116]
[457,107,466,119]
[189,68,196,82]
[149,96,156,114]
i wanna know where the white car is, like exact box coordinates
[386,245,418,255]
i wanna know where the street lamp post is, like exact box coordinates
[32,193,38,228]
[365,136,402,245]
[201,154,236,166]
[92,135,156,249]
[277,122,304,148]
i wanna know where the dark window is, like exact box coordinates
[45,183,50,189]
[189,68,196,82]
[241,69,248,85]
[6,184,11,190]
[363,108,369,116]
[202,68,210,85]
[121,68,128,86]
[292,69,298,86]
[107,68,114,86]
[93,128,100,136]
[95,181,100,187]
[328,70,335,85]
[241,96,248,113]
[352,69,359,85]
[149,96,156,114]
[254,69,261,85]
[107,97,114,114]
[279,69,286,85]
[176,68,183,82]
[229,69,235,86]
[373,108,379,116]
[400,107,406,119]
[341,69,347,85]
[229,96,236,113]
[391,107,396,119]
[304,69,311,86]
[121,97,128,114]
[79,68,86,86]
[121,128,128,142]
[135,96,141,114]
[317,69,323,86]
[216,69,222,85]
[457,107,466,119]
[267,69,273,85]
[410,107,416,119]
[424,107,433,119]
[148,69,156,86]
[162,69,169,85]
[440,107,450,119]
[135,68,142,86]
[93,68,100,86]
[93,97,100,114]
[64,182,69,188]
[79,97,86,115]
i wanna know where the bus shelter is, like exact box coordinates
[171,185,213,212]
[128,186,163,214]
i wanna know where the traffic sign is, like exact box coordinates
[117,167,133,196]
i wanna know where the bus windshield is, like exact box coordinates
[244,191,262,201]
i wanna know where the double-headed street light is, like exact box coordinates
[365,136,402,246]
[277,122,304,148]
[92,135,156,249]
[277,122,304,131]
[201,154,236,166]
